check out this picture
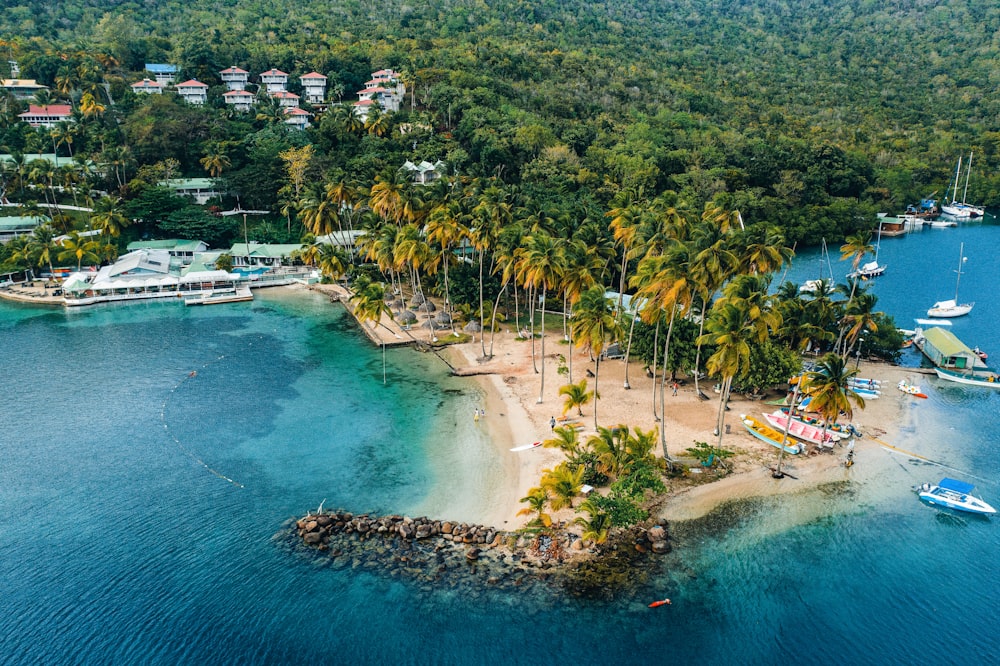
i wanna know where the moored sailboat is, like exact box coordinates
[927,242,974,318]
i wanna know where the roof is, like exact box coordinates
[126,239,207,252]
[260,69,288,76]
[353,99,375,106]
[183,252,223,273]
[159,178,217,190]
[1,79,46,88]
[401,160,445,173]
[229,242,301,258]
[19,104,72,117]
[176,79,208,88]
[939,478,974,494]
[922,327,974,358]
[284,107,309,116]
[131,79,163,88]
[220,66,249,75]
[145,64,178,73]
[272,91,299,99]
[0,216,45,230]
[223,90,254,97]
[301,72,327,80]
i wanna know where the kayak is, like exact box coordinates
[510,441,542,452]
[648,599,671,608]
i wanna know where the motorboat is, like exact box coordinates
[933,367,1000,389]
[927,243,973,318]
[917,478,995,515]
[739,414,803,454]
[184,286,254,306]
[847,260,886,280]
[762,411,841,447]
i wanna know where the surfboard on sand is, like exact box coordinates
[510,441,542,452]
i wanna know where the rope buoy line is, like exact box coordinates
[871,436,990,485]
[160,345,259,489]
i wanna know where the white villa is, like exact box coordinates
[223,90,255,112]
[144,64,178,85]
[353,68,405,119]
[0,78,48,100]
[284,107,310,130]
[272,90,300,108]
[18,104,73,128]
[131,78,164,95]
[126,239,209,266]
[401,160,446,185]
[300,72,327,104]
[219,66,249,91]
[260,68,288,93]
[159,178,220,204]
[175,79,208,105]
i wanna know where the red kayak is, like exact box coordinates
[648,599,671,608]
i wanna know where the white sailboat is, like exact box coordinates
[799,238,834,293]
[927,242,974,318]
[846,224,886,280]
[941,153,985,219]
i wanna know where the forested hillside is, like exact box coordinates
[1,0,998,246]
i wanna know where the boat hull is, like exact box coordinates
[918,488,996,515]
[740,415,802,454]
[762,412,840,447]
[933,367,1000,389]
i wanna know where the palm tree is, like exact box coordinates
[699,298,777,462]
[540,462,585,511]
[517,486,552,528]
[90,196,128,238]
[841,291,881,358]
[803,353,866,440]
[570,286,619,429]
[78,91,105,120]
[515,231,564,403]
[364,106,389,137]
[200,151,231,179]
[836,231,874,353]
[426,198,468,338]
[23,224,60,276]
[543,425,583,463]
[574,499,611,544]
[587,425,630,479]
[57,231,100,271]
[349,276,395,384]
[558,379,593,417]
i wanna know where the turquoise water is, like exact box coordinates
[2,221,999,663]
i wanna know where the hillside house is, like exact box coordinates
[0,215,46,242]
[283,107,310,129]
[219,66,249,92]
[144,64,178,85]
[159,178,220,204]
[223,90,255,112]
[175,79,208,105]
[0,78,48,100]
[260,69,288,93]
[18,104,73,128]
[401,160,446,185]
[131,78,164,95]
[272,91,300,108]
[300,72,327,104]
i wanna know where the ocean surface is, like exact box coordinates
[2,219,999,664]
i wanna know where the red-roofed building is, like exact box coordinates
[271,90,300,108]
[18,104,73,128]
[283,107,310,130]
[300,72,327,104]
[260,68,288,93]
[131,78,164,95]
[223,90,255,112]
[219,66,249,91]
[175,79,209,105]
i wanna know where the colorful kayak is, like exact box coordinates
[740,414,803,454]
[897,380,928,399]
[763,411,841,447]
[648,599,672,608]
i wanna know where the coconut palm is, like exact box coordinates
[836,231,875,353]
[570,286,619,429]
[587,425,630,479]
[515,231,565,403]
[540,462,585,511]
[471,183,512,357]
[574,499,611,544]
[57,232,101,271]
[841,291,882,358]
[349,275,395,384]
[200,151,231,179]
[426,198,469,337]
[517,486,552,528]
[558,379,593,418]
[802,353,866,439]
[543,425,583,463]
[90,196,128,238]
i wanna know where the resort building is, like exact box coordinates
[353,68,405,120]
[271,90,300,108]
[228,242,302,268]
[352,98,376,121]
[283,107,311,130]
[259,69,288,93]
[158,178,220,205]
[0,78,48,100]
[916,327,988,372]
[0,215,46,242]
[401,160,446,185]
[17,104,73,128]
[300,72,327,104]
[126,239,209,266]
[223,90,256,112]
[144,64,179,85]
[175,79,209,105]
[131,78,164,95]
[219,66,250,91]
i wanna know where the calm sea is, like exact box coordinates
[1,220,998,664]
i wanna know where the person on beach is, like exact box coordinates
[550,416,556,430]
[474,410,479,423]
[672,382,678,396]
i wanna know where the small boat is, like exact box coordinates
[800,240,834,293]
[780,406,858,437]
[509,441,542,452]
[917,478,995,515]
[184,286,254,306]
[648,598,672,608]
[762,411,841,447]
[740,414,803,454]
[850,386,880,399]
[929,219,958,228]
[973,347,988,361]
[897,380,928,399]
[933,367,1000,389]
[848,377,881,388]
[940,153,985,219]
[927,243,973,318]
[847,260,886,280]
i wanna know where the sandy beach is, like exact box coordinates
[308,281,921,530]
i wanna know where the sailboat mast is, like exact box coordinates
[955,242,964,302]
[952,156,962,203]
[962,152,973,205]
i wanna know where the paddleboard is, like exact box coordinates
[648,599,671,608]
[510,441,542,452]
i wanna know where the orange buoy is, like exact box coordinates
[648,598,671,608]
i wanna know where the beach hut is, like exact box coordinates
[917,327,986,371]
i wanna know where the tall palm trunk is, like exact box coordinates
[693,294,710,396]
[593,355,601,430]
[478,248,486,356]
[651,317,660,421]
[487,278,511,357]
[537,285,547,404]
[529,285,538,373]
[715,375,734,462]
[623,308,637,389]
[658,309,676,461]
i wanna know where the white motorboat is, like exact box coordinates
[933,367,1000,389]
[917,478,995,515]
[927,243,973,318]
[847,260,886,280]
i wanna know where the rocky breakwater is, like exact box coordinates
[285,510,674,600]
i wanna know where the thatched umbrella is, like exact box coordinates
[435,311,453,325]
[417,300,436,312]
[463,320,482,333]
[410,292,426,306]
[397,310,417,325]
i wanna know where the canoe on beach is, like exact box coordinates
[510,441,542,452]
